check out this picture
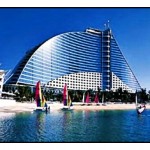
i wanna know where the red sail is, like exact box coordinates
[94,93,99,103]
[63,83,67,106]
[35,81,41,107]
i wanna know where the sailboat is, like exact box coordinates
[35,81,49,112]
[102,92,106,106]
[85,92,91,105]
[94,92,100,105]
[81,92,85,106]
[135,91,146,114]
[62,83,73,110]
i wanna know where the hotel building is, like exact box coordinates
[4,28,141,93]
[0,70,5,97]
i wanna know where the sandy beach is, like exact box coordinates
[0,99,150,113]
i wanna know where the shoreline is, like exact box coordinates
[0,99,149,113]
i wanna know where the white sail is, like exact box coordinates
[102,93,104,104]
[82,92,85,103]
[135,92,138,106]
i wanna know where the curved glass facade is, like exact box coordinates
[5,28,141,92]
[110,34,141,91]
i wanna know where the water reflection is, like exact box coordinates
[0,110,150,142]
[34,111,46,141]
[0,112,15,119]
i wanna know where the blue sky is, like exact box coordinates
[0,8,150,90]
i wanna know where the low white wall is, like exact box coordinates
[0,99,16,107]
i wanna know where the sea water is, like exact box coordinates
[0,109,150,142]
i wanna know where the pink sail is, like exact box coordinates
[63,83,67,106]
[94,93,99,103]
[85,92,90,103]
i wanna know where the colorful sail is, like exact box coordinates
[35,81,46,107]
[63,83,73,107]
[42,94,46,107]
[85,92,90,103]
[63,83,68,106]
[94,93,99,103]
[68,95,73,107]
[35,81,41,107]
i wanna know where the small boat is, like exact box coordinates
[62,83,73,110]
[35,81,50,112]
[136,105,146,114]
[135,91,146,114]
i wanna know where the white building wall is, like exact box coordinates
[47,72,102,91]
[111,72,133,93]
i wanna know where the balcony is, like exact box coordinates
[103,35,110,38]
[103,60,110,62]
[103,75,110,77]
[102,45,110,48]
[102,55,110,58]
[103,65,110,68]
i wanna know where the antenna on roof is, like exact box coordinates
[104,20,110,30]
[107,20,110,28]
[104,23,106,29]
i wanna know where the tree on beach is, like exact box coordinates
[14,85,33,102]
[148,90,150,102]
[107,90,114,102]
[76,90,85,102]
[138,88,148,103]
[68,89,76,102]
[97,87,102,102]
[117,87,123,100]
[68,89,85,102]
[43,88,54,101]
[122,90,130,103]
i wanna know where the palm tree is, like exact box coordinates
[68,89,76,102]
[139,88,148,103]
[107,90,114,102]
[76,90,85,102]
[15,85,33,102]
[148,90,150,102]
[122,90,130,103]
[114,87,123,102]
[43,88,54,101]
[97,87,102,102]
